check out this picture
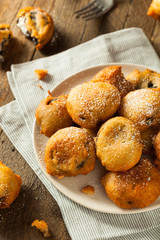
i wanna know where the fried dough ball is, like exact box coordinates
[154,130,160,160]
[45,127,96,178]
[0,162,21,209]
[96,117,143,172]
[147,0,160,20]
[140,126,159,154]
[152,158,160,171]
[118,88,160,131]
[17,6,54,50]
[126,69,160,90]
[90,66,132,98]
[35,92,73,137]
[101,159,160,209]
[66,82,121,129]
[0,24,13,62]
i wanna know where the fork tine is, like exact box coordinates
[74,1,96,14]
[85,11,104,20]
[82,8,102,19]
[76,6,98,18]
[85,1,114,21]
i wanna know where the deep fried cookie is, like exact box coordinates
[90,66,132,98]
[118,88,160,131]
[0,162,21,209]
[152,158,160,171]
[126,69,160,90]
[45,127,96,178]
[140,126,159,154]
[147,0,160,20]
[96,117,143,172]
[66,82,121,129]
[17,6,54,50]
[0,24,13,62]
[101,159,160,209]
[154,130,160,160]
[35,93,73,137]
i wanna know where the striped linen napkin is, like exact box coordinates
[0,28,160,240]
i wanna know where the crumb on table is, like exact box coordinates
[31,219,50,237]
[81,185,95,195]
[35,69,48,80]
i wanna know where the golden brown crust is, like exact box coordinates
[90,66,133,98]
[35,69,48,80]
[66,82,121,129]
[0,162,21,209]
[126,69,160,90]
[0,24,12,48]
[31,220,50,237]
[154,130,160,160]
[152,158,160,171]
[35,94,73,137]
[140,126,159,154]
[101,159,160,209]
[16,6,35,18]
[16,6,54,50]
[45,127,96,178]
[147,0,160,20]
[81,185,95,195]
[96,117,143,172]
[118,88,160,131]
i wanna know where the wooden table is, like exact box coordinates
[0,0,160,239]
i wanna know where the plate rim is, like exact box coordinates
[32,62,160,214]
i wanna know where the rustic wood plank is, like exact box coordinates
[151,21,160,58]
[33,0,89,59]
[124,0,155,39]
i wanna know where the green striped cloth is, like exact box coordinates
[0,28,160,240]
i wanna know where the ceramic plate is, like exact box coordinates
[33,63,160,214]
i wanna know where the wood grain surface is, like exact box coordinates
[0,0,160,239]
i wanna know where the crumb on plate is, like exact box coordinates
[35,69,48,80]
[81,185,95,195]
[31,219,50,237]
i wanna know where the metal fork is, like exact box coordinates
[74,0,114,21]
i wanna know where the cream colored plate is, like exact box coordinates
[33,63,160,214]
